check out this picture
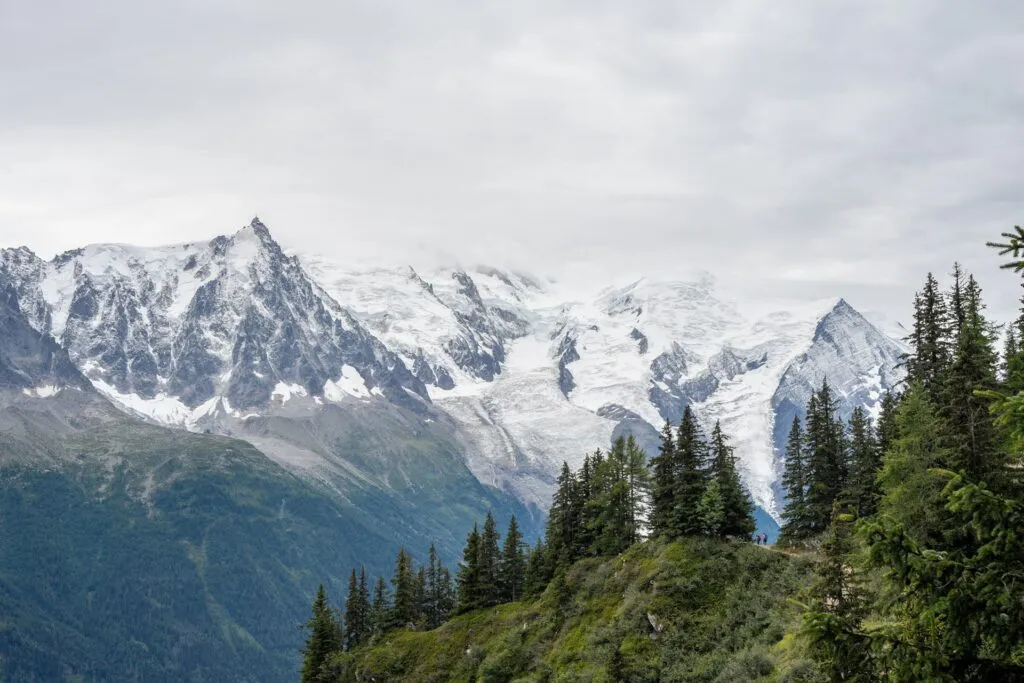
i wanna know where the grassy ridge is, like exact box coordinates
[329,539,821,683]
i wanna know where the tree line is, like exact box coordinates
[794,241,1024,681]
[301,420,758,681]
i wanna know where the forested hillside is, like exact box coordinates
[296,229,1024,683]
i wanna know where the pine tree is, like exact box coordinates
[498,516,526,603]
[624,435,650,543]
[779,416,810,543]
[590,437,634,555]
[413,566,427,626]
[801,504,871,681]
[370,576,390,637]
[343,569,370,650]
[523,538,551,598]
[804,379,848,533]
[696,479,725,536]
[425,543,442,628]
[877,383,951,546]
[674,405,710,536]
[709,421,755,538]
[846,407,881,518]
[389,547,417,629]
[906,272,952,394]
[875,390,900,459]
[437,565,455,623]
[456,524,481,614]
[301,584,343,683]
[546,462,577,561]
[649,420,677,536]
[478,511,502,608]
[943,274,1000,480]
[576,453,597,554]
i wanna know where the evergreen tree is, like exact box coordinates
[696,479,725,536]
[801,504,872,682]
[424,543,450,629]
[388,547,417,629]
[877,383,951,546]
[370,576,390,637]
[301,584,343,683]
[943,274,1000,480]
[875,390,900,459]
[846,407,881,518]
[456,524,481,614]
[625,436,651,541]
[906,272,952,394]
[523,538,551,598]
[478,511,502,608]
[437,566,455,623]
[674,405,709,536]
[709,421,755,538]
[343,569,370,650]
[804,380,848,533]
[779,416,810,543]
[413,566,427,626]
[648,420,677,536]
[546,462,577,562]
[586,437,648,555]
[498,515,526,603]
[575,453,597,554]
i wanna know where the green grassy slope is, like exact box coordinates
[329,539,821,683]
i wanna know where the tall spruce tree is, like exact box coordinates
[456,524,481,614]
[523,538,551,598]
[343,569,370,650]
[709,421,755,538]
[779,416,810,543]
[846,407,881,518]
[907,272,952,393]
[875,390,900,459]
[943,273,1000,480]
[498,516,526,603]
[877,383,951,546]
[388,548,417,629]
[804,379,848,533]
[301,584,342,683]
[674,405,710,536]
[370,577,389,637]
[546,462,577,562]
[478,511,502,608]
[437,566,455,623]
[801,504,871,681]
[649,420,677,536]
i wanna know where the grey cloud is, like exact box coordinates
[2,0,1023,324]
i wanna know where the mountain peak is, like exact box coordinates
[233,216,274,244]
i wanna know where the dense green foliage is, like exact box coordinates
[794,239,1024,681]
[324,538,817,683]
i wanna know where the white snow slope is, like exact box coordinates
[304,257,907,516]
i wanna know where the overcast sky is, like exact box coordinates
[2,1,1023,324]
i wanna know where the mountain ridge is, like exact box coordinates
[0,218,907,518]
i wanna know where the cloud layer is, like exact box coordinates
[3,1,1023,322]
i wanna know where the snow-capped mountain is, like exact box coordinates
[0,219,906,518]
[306,254,907,516]
[0,220,427,426]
